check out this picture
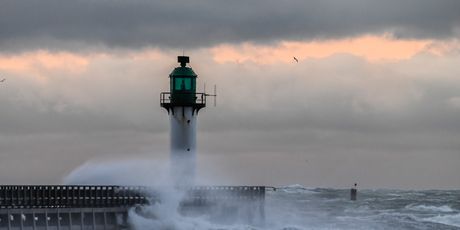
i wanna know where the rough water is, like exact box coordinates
[125,185,460,230]
[264,185,460,230]
[65,162,460,229]
[127,184,460,230]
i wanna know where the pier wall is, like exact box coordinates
[0,186,266,229]
[0,207,128,230]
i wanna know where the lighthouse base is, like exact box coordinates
[170,106,197,186]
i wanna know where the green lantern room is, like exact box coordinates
[170,56,197,105]
[161,56,206,114]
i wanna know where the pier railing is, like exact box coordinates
[0,185,149,209]
[0,185,265,209]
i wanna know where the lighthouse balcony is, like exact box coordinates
[160,92,206,114]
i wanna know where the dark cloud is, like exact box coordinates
[0,0,459,51]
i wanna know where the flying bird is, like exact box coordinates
[0,78,5,82]
[293,57,298,63]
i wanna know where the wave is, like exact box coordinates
[423,213,460,228]
[405,204,455,213]
[278,184,318,194]
[281,184,310,189]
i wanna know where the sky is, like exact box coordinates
[0,0,459,189]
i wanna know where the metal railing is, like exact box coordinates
[160,92,206,106]
[0,185,266,209]
[0,185,149,209]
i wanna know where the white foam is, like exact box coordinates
[282,184,309,189]
[128,201,219,230]
[406,204,455,213]
[423,213,460,227]
[279,184,317,194]
[65,159,271,230]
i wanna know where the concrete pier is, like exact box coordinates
[0,207,128,230]
[0,185,266,229]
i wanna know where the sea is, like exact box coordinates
[131,184,460,230]
[65,162,460,229]
[264,185,460,230]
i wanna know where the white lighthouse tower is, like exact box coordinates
[161,56,207,186]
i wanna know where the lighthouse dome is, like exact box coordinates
[169,56,197,78]
[169,66,197,78]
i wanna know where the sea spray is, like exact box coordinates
[64,159,270,229]
[63,159,171,186]
[63,159,227,230]
[127,188,225,230]
[128,185,194,230]
[63,159,192,229]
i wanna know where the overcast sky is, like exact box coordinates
[0,0,459,189]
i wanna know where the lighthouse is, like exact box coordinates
[161,56,207,186]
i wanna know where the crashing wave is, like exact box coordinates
[406,204,455,213]
[423,213,460,228]
[278,184,318,194]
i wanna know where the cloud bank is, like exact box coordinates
[1,0,459,51]
[1,47,460,188]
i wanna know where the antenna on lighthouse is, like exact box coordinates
[213,85,217,107]
[204,84,217,107]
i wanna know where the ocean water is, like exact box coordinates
[130,184,460,230]
[264,185,460,230]
[64,161,459,229]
